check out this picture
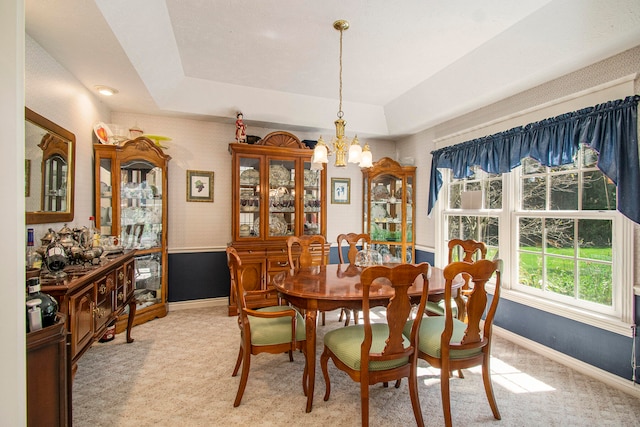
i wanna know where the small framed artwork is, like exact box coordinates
[186,170,214,202]
[331,177,350,204]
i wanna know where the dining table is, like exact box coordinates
[271,263,464,413]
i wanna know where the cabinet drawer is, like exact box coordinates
[266,256,291,271]
[95,272,115,331]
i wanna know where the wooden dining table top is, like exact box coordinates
[272,263,455,302]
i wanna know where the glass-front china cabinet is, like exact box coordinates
[363,157,416,264]
[229,131,326,315]
[94,137,171,329]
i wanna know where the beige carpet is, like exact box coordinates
[73,306,640,426]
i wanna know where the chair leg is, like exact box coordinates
[338,309,345,322]
[482,357,501,420]
[232,345,243,377]
[409,368,425,427]
[457,369,464,378]
[343,309,351,326]
[322,311,326,326]
[320,347,332,401]
[353,309,359,324]
[361,382,370,427]
[288,349,294,362]
[302,351,309,397]
[233,347,251,407]
[440,368,453,427]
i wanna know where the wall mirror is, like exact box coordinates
[25,107,75,224]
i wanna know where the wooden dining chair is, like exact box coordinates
[320,262,431,427]
[286,235,328,324]
[286,235,327,269]
[227,247,307,407]
[405,259,502,427]
[427,239,488,318]
[336,232,371,326]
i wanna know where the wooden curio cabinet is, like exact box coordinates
[363,157,416,264]
[94,137,170,329]
[228,131,326,315]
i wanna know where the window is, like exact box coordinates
[439,146,633,333]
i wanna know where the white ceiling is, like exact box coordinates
[25,0,640,140]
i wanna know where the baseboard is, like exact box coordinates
[168,297,227,311]
[493,326,640,398]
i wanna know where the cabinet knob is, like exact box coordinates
[277,261,289,267]
[99,284,107,295]
[127,279,132,286]
[119,271,125,281]
[93,307,106,318]
[117,292,124,301]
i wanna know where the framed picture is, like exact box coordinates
[186,170,214,202]
[331,177,350,204]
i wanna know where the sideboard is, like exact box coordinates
[40,251,137,375]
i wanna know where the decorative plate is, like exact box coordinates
[254,215,289,236]
[304,169,318,186]
[94,122,113,144]
[143,134,172,149]
[398,185,412,200]
[269,164,291,186]
[371,204,388,221]
[240,169,259,185]
[372,183,390,201]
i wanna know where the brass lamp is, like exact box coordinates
[312,20,372,168]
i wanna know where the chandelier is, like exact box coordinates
[311,20,372,170]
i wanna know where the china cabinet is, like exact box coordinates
[228,131,326,315]
[363,157,415,264]
[94,137,170,328]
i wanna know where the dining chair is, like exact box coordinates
[320,262,431,427]
[227,247,307,407]
[286,235,329,324]
[405,259,502,427]
[426,239,488,318]
[336,232,371,326]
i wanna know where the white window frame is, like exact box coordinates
[435,167,635,337]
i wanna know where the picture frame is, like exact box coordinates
[331,177,350,204]
[186,170,214,202]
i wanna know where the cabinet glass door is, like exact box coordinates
[268,158,295,237]
[238,156,261,238]
[370,174,405,263]
[98,158,114,236]
[134,252,163,309]
[302,162,322,235]
[120,160,163,250]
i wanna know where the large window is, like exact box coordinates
[440,146,632,331]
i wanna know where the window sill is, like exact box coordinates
[488,285,633,337]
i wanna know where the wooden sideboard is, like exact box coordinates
[40,251,137,375]
[26,313,69,427]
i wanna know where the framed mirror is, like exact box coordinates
[25,107,75,224]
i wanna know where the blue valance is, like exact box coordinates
[428,95,640,224]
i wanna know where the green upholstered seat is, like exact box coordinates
[249,306,306,346]
[323,323,410,371]
[425,300,458,317]
[404,316,481,359]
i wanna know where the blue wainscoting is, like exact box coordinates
[167,248,639,384]
[168,251,230,302]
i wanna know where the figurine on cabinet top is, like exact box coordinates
[235,112,247,143]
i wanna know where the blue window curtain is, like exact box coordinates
[428,95,640,224]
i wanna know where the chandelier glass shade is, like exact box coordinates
[312,20,371,169]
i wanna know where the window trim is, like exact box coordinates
[435,168,635,337]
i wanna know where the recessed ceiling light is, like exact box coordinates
[94,85,118,96]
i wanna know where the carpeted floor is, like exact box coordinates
[73,306,640,426]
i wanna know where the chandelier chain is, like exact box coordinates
[338,27,343,118]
